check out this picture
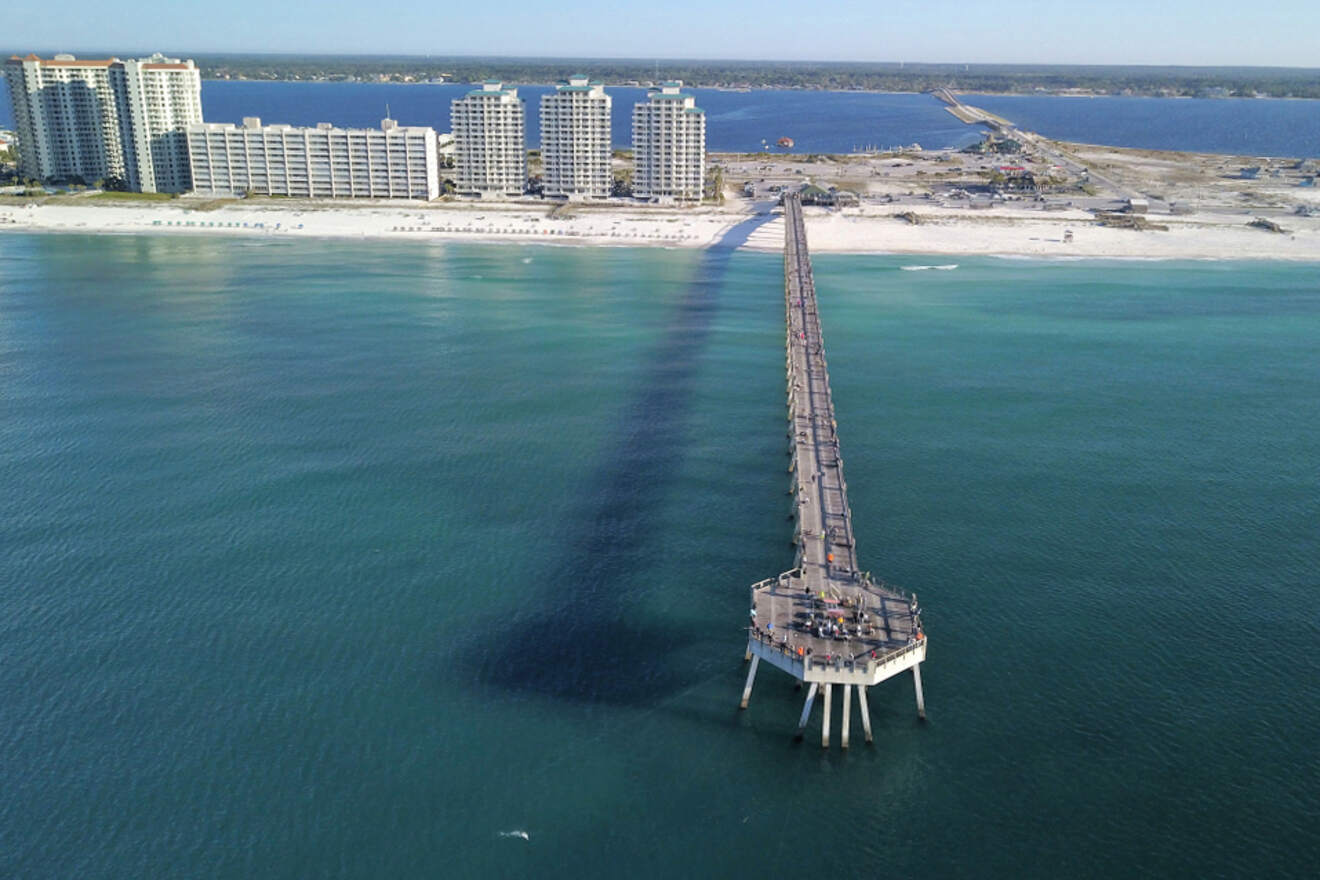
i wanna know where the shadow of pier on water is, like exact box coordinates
[464,211,781,707]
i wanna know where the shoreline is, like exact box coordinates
[196,79,1320,101]
[4,199,1319,261]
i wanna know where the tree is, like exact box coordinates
[705,165,725,204]
[611,170,633,198]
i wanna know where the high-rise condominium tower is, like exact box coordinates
[540,76,611,200]
[451,81,526,198]
[4,53,202,193]
[631,81,705,202]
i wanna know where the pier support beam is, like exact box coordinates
[739,655,759,710]
[822,683,833,749]
[913,662,927,721]
[795,683,819,740]
[841,683,852,749]
[857,686,873,744]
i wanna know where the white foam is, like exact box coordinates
[900,264,958,271]
[498,830,530,841]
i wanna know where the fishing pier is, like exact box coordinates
[740,194,927,748]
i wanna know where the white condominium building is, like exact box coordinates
[451,81,526,197]
[4,54,125,186]
[186,117,439,200]
[540,75,611,199]
[3,53,201,192]
[632,81,706,202]
[118,56,204,194]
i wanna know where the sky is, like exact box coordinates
[6,0,1320,68]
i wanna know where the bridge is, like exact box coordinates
[931,87,1012,128]
[739,194,928,748]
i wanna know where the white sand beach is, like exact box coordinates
[3,198,1319,261]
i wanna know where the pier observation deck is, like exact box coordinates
[740,194,928,748]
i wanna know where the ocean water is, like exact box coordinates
[1,233,1318,878]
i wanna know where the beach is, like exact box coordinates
[4,196,1319,260]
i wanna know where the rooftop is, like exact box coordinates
[188,119,434,135]
[6,52,191,70]
[8,54,116,67]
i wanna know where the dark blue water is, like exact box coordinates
[964,93,1320,158]
[195,82,978,153]
[2,232,1318,877]
[4,76,1319,156]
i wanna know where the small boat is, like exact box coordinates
[777,136,794,149]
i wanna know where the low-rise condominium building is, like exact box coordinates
[186,117,439,200]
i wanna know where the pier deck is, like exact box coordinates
[742,195,927,744]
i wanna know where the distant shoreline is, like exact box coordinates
[196,79,1320,102]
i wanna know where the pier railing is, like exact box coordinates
[748,624,926,679]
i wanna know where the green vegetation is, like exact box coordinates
[90,190,175,201]
[4,54,1319,96]
[188,198,237,211]
[705,165,724,204]
[0,143,18,184]
[610,169,633,198]
[121,54,1320,99]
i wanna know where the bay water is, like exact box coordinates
[1,233,1318,877]
[195,83,1320,157]
[963,92,1320,158]
[7,78,1320,156]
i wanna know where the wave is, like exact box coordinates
[900,264,958,271]
[498,830,530,841]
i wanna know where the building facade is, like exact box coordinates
[118,56,204,193]
[3,53,201,192]
[540,76,611,199]
[631,81,705,202]
[186,117,439,200]
[451,81,526,197]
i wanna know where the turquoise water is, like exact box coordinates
[1,234,1318,877]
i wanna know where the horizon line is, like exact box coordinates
[4,49,1320,73]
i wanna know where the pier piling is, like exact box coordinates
[795,682,819,740]
[857,686,873,744]
[822,683,833,749]
[739,655,759,709]
[841,683,852,749]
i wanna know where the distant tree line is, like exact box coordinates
[3,54,1317,97]
[166,55,1320,98]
